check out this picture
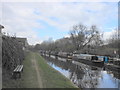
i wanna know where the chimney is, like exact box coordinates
[0,25,4,33]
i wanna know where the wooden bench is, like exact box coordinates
[13,65,23,79]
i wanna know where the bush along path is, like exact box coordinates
[2,35,25,88]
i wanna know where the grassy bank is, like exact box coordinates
[2,51,39,88]
[3,51,77,88]
[35,53,76,88]
[20,51,40,88]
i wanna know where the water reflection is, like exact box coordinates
[44,56,120,88]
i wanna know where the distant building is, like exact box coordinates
[16,37,28,50]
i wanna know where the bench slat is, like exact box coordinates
[13,65,24,79]
[14,65,19,71]
[14,65,19,72]
[19,65,23,72]
[17,65,21,72]
[14,65,23,72]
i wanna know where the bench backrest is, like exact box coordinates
[14,65,23,72]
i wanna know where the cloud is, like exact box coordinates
[103,31,113,40]
[30,2,117,32]
[1,3,44,45]
[103,29,117,40]
[0,2,117,45]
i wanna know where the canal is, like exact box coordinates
[43,55,120,88]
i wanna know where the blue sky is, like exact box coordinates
[1,1,118,45]
[35,19,68,40]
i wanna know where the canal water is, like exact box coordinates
[44,55,120,88]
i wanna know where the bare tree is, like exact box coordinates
[107,28,120,57]
[54,37,74,52]
[69,24,103,52]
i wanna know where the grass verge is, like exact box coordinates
[20,51,39,88]
[3,51,77,88]
[2,51,39,88]
[35,53,77,88]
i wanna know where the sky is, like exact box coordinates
[0,0,118,45]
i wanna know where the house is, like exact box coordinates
[16,37,28,50]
